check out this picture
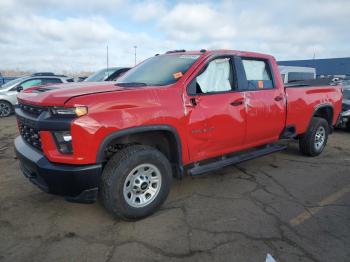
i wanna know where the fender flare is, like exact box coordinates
[311,103,334,133]
[313,103,334,123]
[96,124,184,173]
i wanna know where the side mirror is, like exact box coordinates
[17,85,24,92]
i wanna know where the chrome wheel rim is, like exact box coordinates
[0,102,11,117]
[314,126,326,150]
[123,163,162,208]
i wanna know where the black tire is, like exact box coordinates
[0,100,13,117]
[299,117,329,156]
[100,145,172,220]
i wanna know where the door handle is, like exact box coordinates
[185,97,199,107]
[274,95,283,102]
[230,99,244,106]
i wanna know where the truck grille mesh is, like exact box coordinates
[17,115,42,151]
[18,103,46,116]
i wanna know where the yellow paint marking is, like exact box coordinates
[289,184,350,226]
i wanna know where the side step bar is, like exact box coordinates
[188,144,287,176]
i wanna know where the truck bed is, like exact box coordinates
[286,83,342,135]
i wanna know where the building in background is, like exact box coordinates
[278,57,350,78]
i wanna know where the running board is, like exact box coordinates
[188,144,287,176]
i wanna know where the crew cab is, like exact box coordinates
[14,50,342,220]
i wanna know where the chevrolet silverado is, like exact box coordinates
[14,50,342,220]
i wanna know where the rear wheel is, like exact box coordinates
[0,101,13,117]
[299,117,329,156]
[100,145,172,220]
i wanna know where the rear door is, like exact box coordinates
[238,57,286,146]
[185,56,246,162]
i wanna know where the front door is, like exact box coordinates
[184,57,246,162]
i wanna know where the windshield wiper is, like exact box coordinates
[116,82,148,87]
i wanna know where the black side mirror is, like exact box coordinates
[17,85,23,92]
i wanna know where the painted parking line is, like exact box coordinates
[289,184,350,226]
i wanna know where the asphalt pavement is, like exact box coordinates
[0,116,349,262]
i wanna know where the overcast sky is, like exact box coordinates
[0,0,349,73]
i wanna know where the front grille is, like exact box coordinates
[17,115,42,150]
[18,103,46,116]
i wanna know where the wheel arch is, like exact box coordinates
[96,125,184,177]
[0,99,14,116]
[312,103,334,129]
[0,99,13,105]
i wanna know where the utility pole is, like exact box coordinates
[106,45,109,77]
[134,45,137,66]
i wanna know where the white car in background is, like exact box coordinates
[279,66,316,84]
[0,73,73,117]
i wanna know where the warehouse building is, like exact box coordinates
[278,57,350,78]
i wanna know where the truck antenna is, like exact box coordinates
[134,45,137,66]
[106,45,109,78]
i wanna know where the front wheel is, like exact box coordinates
[0,101,13,117]
[299,117,329,156]
[100,145,172,220]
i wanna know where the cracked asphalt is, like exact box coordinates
[1,116,350,262]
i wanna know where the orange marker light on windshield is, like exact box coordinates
[173,72,183,79]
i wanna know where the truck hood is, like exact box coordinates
[17,82,128,106]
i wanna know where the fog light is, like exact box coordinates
[62,134,72,142]
[53,131,73,154]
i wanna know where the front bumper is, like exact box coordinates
[15,136,102,203]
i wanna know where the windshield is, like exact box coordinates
[85,68,118,82]
[116,54,201,86]
[0,77,25,89]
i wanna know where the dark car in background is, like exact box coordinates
[337,80,350,130]
[84,67,130,82]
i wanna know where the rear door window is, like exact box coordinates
[242,59,274,90]
[42,78,63,84]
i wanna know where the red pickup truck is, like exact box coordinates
[15,50,342,220]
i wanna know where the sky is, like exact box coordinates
[0,0,349,73]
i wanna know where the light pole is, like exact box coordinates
[134,45,137,66]
[106,45,109,77]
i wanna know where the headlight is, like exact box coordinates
[342,110,350,117]
[51,106,88,117]
[53,131,73,154]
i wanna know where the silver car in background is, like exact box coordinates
[0,73,73,117]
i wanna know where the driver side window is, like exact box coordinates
[189,58,233,95]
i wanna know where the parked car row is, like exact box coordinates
[0,73,73,117]
[84,67,130,82]
[336,80,350,130]
[0,67,130,117]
